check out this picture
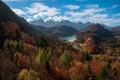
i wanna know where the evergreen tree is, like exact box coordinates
[97,66,107,80]
[82,52,90,62]
[45,60,50,73]
[112,68,117,76]
[47,48,53,61]
[13,40,18,49]
[35,48,46,65]
[13,53,18,64]
[36,37,48,48]
[60,50,70,68]
[4,39,10,49]
[17,40,24,52]
[86,62,91,74]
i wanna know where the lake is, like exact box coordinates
[60,35,76,42]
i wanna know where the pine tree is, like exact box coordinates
[60,50,70,68]
[35,48,46,65]
[4,39,10,49]
[86,62,91,74]
[97,66,107,80]
[82,52,90,62]
[17,40,24,52]
[47,48,53,61]
[36,37,48,48]
[112,68,117,76]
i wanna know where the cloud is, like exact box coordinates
[6,1,119,26]
[64,5,120,26]
[114,13,120,17]
[86,4,99,9]
[65,4,105,19]
[25,16,33,22]
[111,5,119,9]
[65,8,106,18]
[45,16,72,22]
[2,0,26,2]
[66,11,120,26]
[26,2,60,19]
[12,8,27,15]
[64,5,80,10]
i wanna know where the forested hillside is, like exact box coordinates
[0,1,120,80]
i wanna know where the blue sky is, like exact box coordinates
[2,0,120,26]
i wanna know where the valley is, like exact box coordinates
[0,1,120,80]
[59,35,76,42]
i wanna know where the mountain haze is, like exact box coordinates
[30,19,92,30]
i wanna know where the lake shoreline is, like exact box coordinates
[59,35,76,42]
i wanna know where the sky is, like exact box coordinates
[2,0,120,26]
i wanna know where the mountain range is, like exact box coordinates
[1,0,119,40]
[30,19,113,29]
[30,19,94,30]
[30,19,115,37]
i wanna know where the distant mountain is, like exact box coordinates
[85,22,91,26]
[76,23,114,42]
[46,20,59,28]
[31,24,48,33]
[30,19,59,28]
[47,25,78,37]
[31,19,112,31]
[110,26,120,36]
[111,26,120,31]
[30,19,47,27]
[30,19,92,30]
[31,24,78,37]
[56,20,88,30]
[101,24,111,30]
[0,1,40,35]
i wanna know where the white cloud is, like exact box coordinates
[111,5,119,9]
[6,1,119,26]
[26,18,32,22]
[2,0,26,2]
[86,4,99,9]
[26,2,60,19]
[85,14,112,23]
[66,11,120,26]
[12,8,27,15]
[64,5,80,10]
[114,13,120,17]
[64,5,120,26]
[65,8,105,18]
[47,16,72,22]
[24,16,33,22]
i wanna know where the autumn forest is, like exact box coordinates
[0,1,120,80]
